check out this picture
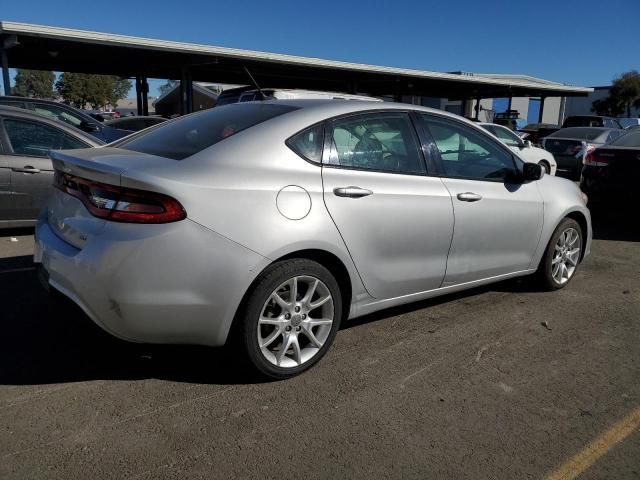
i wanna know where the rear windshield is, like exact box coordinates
[114,103,297,160]
[610,130,640,147]
[547,128,608,141]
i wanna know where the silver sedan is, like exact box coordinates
[34,100,592,379]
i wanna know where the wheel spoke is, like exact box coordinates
[302,278,319,306]
[290,277,298,303]
[552,255,563,265]
[306,317,333,326]
[290,335,302,365]
[270,292,290,310]
[276,333,293,365]
[561,263,568,281]
[260,327,283,349]
[302,324,323,348]
[309,295,331,309]
[259,316,285,326]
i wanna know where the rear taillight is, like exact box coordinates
[583,151,612,167]
[54,171,186,223]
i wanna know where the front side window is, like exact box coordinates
[419,115,516,181]
[4,118,88,156]
[327,112,425,174]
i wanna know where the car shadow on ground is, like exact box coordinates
[0,214,634,387]
[0,254,538,387]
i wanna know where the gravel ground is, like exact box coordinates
[0,215,638,479]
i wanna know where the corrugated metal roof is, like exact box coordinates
[0,21,592,95]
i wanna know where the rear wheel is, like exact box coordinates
[238,259,342,379]
[537,218,583,290]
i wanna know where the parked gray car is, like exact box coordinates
[0,106,102,228]
[34,100,591,378]
[542,127,625,180]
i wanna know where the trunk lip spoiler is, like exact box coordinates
[50,150,125,186]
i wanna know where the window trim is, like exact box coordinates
[284,121,325,165]
[0,116,92,158]
[319,109,431,177]
[418,112,522,183]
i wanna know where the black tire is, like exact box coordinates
[237,259,342,380]
[537,218,583,291]
[539,160,550,174]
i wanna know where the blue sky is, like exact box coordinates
[2,0,639,97]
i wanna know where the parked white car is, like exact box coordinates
[479,122,557,175]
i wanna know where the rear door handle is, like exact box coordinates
[333,186,373,198]
[12,166,41,174]
[456,192,483,202]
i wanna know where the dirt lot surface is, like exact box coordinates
[1,215,638,479]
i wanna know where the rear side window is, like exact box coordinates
[115,104,297,160]
[286,124,324,163]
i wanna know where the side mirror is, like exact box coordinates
[80,120,99,132]
[522,162,543,181]
[523,140,532,148]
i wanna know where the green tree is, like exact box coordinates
[55,73,132,109]
[12,69,55,98]
[592,70,640,117]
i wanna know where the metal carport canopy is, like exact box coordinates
[0,21,593,99]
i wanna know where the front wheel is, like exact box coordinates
[237,259,342,379]
[537,218,583,290]
[538,160,551,175]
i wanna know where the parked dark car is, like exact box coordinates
[542,127,625,180]
[562,115,623,129]
[518,123,561,146]
[0,96,129,142]
[0,106,102,228]
[104,115,167,133]
[580,129,640,208]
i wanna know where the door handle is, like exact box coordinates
[456,192,483,202]
[333,186,373,198]
[12,166,41,174]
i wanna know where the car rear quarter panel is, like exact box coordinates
[118,117,372,317]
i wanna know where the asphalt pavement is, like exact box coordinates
[0,214,638,479]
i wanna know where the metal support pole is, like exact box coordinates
[507,96,512,111]
[141,76,149,116]
[538,97,546,123]
[135,75,143,116]
[180,67,193,115]
[1,45,10,96]
[474,97,481,120]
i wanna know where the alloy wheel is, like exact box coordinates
[552,227,581,285]
[257,275,334,368]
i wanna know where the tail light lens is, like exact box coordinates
[583,151,612,167]
[54,172,186,223]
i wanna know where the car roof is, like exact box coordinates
[546,127,616,141]
[247,98,469,121]
[0,105,103,145]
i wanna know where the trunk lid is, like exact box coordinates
[47,147,181,248]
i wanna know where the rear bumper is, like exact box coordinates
[34,212,270,347]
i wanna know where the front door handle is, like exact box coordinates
[12,166,41,174]
[456,192,483,202]
[333,186,373,198]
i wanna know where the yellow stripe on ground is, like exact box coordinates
[545,406,640,480]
